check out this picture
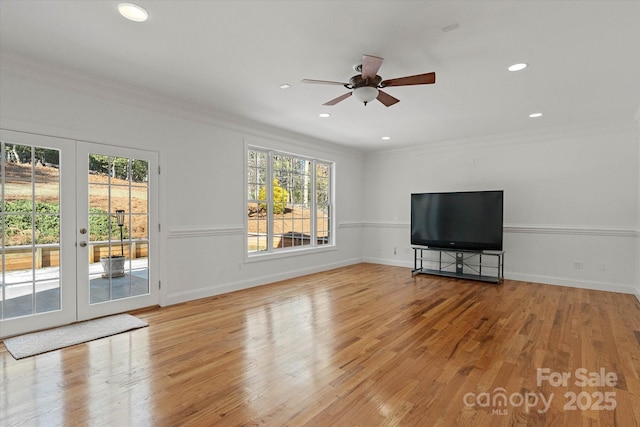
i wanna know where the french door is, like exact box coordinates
[76,142,158,320]
[0,129,158,338]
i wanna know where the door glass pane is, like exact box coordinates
[4,284,34,317]
[35,183,60,206]
[87,154,149,304]
[36,279,60,313]
[1,142,61,319]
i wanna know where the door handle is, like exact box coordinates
[79,241,87,247]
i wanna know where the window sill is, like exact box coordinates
[245,244,337,263]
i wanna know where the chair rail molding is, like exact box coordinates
[360,221,637,238]
[504,224,637,238]
[167,225,244,239]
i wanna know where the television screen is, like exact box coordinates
[411,190,503,251]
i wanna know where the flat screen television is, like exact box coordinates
[411,190,503,251]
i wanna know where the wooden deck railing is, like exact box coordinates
[1,240,148,272]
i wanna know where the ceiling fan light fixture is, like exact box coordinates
[118,3,148,22]
[353,86,379,105]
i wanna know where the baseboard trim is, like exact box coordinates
[505,272,638,295]
[364,257,638,296]
[163,257,363,306]
[363,257,413,268]
[162,256,639,306]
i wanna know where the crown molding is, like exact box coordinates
[0,52,361,157]
[366,119,638,158]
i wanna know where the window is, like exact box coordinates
[247,147,333,254]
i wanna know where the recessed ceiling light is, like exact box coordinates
[318,113,331,118]
[381,136,391,140]
[508,63,528,72]
[441,22,460,33]
[118,3,148,22]
[279,84,291,89]
[529,112,543,118]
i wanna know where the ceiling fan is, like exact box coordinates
[301,54,436,107]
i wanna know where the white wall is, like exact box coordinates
[362,124,640,295]
[1,58,639,302]
[636,108,640,302]
[0,63,364,306]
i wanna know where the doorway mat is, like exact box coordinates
[3,314,148,359]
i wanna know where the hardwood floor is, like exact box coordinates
[2,263,639,426]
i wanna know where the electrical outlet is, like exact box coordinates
[574,261,584,270]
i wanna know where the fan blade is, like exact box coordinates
[323,92,352,106]
[376,90,400,107]
[380,72,436,87]
[301,79,348,86]
[361,54,384,80]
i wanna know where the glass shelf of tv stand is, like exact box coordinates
[412,246,504,284]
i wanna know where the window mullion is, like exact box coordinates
[1,143,5,300]
[266,151,274,252]
[310,159,317,247]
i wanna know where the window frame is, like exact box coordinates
[245,144,335,259]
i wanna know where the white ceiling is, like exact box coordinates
[1,1,639,151]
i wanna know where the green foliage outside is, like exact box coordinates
[5,145,59,166]
[259,179,289,214]
[4,200,60,245]
[89,154,148,182]
[89,208,128,242]
[3,200,126,245]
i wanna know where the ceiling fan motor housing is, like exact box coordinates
[348,74,383,89]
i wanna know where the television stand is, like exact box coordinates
[412,247,504,284]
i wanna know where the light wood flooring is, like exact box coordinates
[1,263,639,426]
